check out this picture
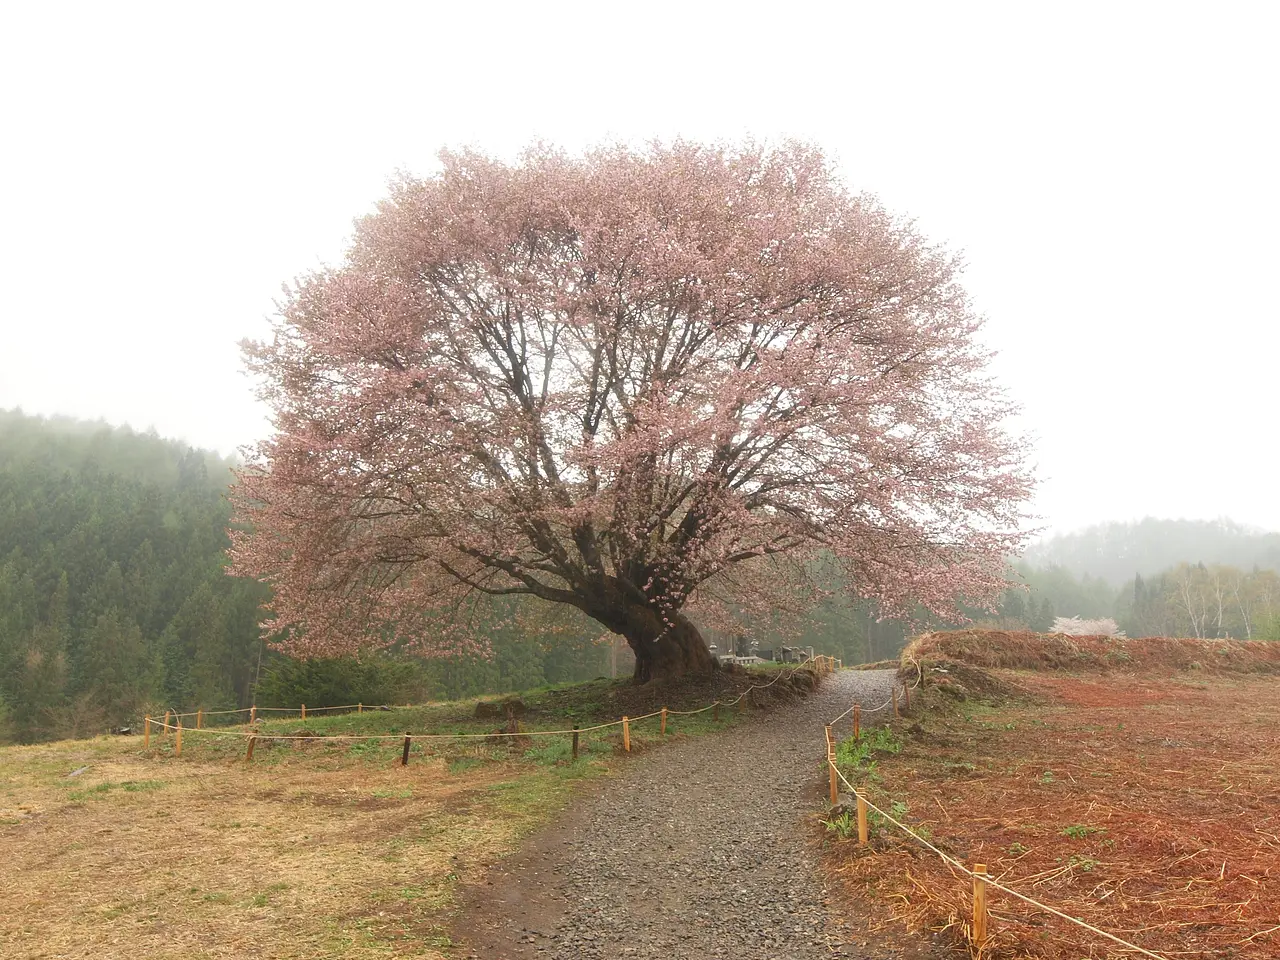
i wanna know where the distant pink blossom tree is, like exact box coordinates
[229,141,1033,682]
[1052,616,1126,638]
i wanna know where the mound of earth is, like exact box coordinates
[905,629,1280,677]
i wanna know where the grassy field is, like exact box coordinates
[824,631,1280,959]
[0,669,804,959]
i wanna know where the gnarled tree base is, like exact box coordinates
[625,613,717,684]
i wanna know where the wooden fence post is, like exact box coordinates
[163,710,171,736]
[175,719,183,757]
[196,709,203,730]
[826,724,838,805]
[144,716,150,749]
[246,735,257,761]
[301,703,306,721]
[661,707,668,736]
[401,734,412,766]
[622,716,631,752]
[358,703,363,714]
[713,701,720,722]
[250,705,256,724]
[853,703,861,739]
[892,686,900,718]
[857,792,869,844]
[973,864,988,944]
[571,725,579,761]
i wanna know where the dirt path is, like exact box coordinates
[452,669,927,960]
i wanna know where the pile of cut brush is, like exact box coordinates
[904,628,1280,686]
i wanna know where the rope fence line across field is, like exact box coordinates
[825,761,1174,960]
[142,655,844,761]
[823,661,1187,960]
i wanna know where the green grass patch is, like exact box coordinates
[835,726,902,775]
[1062,824,1105,840]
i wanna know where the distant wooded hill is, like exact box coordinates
[1022,519,1280,586]
[0,410,266,742]
[0,410,619,744]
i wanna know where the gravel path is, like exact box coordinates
[454,669,907,960]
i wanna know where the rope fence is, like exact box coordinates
[824,665,1180,959]
[141,654,845,762]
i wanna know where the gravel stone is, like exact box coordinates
[454,669,905,959]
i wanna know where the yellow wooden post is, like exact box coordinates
[246,735,257,762]
[163,710,171,736]
[660,707,668,736]
[713,701,720,722]
[144,716,150,749]
[853,703,861,739]
[358,703,363,714]
[175,719,183,757]
[250,705,257,724]
[973,864,989,944]
[892,686,900,718]
[301,703,306,721]
[826,724,838,804]
[196,709,203,730]
[856,792,869,843]
[622,716,631,752]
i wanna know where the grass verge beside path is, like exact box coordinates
[0,666,814,960]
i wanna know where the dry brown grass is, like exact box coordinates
[827,633,1280,959]
[0,735,593,959]
[904,629,1280,676]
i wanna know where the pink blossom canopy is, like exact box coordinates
[229,141,1033,667]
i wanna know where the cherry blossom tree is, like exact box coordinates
[229,141,1033,682]
[1052,616,1126,638]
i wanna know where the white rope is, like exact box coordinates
[828,761,1174,960]
[143,662,832,745]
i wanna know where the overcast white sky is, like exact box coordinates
[1,2,1276,535]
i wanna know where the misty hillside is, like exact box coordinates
[0,409,267,743]
[1023,518,1280,586]
[0,409,239,489]
[0,411,624,744]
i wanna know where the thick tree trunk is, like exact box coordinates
[586,578,717,683]
[626,612,717,683]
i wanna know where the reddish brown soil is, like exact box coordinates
[825,666,1280,959]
